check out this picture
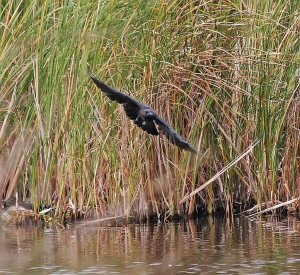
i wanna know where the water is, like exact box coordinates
[1,216,300,274]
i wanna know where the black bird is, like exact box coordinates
[90,76,198,154]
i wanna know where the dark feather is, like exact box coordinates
[123,102,139,121]
[90,76,129,104]
[134,116,159,135]
[143,120,159,135]
[91,76,141,121]
[154,116,198,154]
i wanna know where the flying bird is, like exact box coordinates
[90,76,198,154]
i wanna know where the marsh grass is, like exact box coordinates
[1,0,300,223]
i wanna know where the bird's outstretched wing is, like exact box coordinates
[153,116,198,154]
[91,75,140,118]
[90,76,158,135]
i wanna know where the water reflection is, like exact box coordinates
[1,216,300,274]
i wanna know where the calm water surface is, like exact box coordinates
[1,217,300,274]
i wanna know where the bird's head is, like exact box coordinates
[140,108,155,118]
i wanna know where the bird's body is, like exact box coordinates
[90,76,197,154]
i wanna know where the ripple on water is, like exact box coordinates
[148,262,162,266]
[0,270,14,274]
[2,217,300,274]
[287,258,300,263]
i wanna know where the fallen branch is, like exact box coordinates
[247,198,300,217]
[179,140,260,205]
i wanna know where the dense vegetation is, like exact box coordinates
[1,0,300,222]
